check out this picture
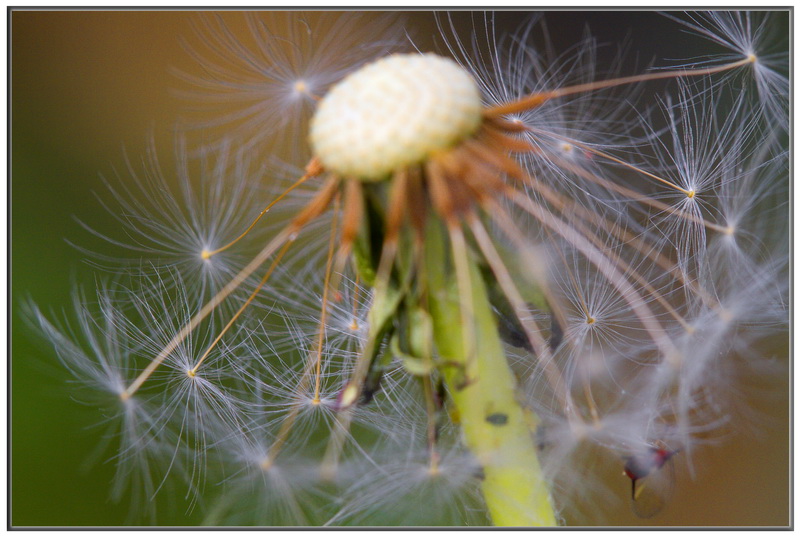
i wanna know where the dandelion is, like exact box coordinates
[28,10,789,526]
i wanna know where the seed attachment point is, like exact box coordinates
[310,53,482,181]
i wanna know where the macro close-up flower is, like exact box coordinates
[11,9,790,528]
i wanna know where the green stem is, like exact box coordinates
[424,220,557,527]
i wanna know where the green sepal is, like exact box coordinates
[406,307,433,360]
[390,333,432,377]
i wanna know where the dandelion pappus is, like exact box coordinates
[623,444,679,519]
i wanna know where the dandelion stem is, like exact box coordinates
[448,223,478,373]
[425,220,556,526]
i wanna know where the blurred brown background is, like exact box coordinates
[11,9,790,527]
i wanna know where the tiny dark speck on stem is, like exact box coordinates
[486,413,508,425]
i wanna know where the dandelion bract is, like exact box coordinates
[18,10,789,527]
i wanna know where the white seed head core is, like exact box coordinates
[310,53,482,181]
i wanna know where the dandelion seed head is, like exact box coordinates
[27,10,789,526]
[310,53,482,180]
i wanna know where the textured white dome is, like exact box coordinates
[310,53,482,181]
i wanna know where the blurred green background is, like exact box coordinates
[11,9,790,527]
